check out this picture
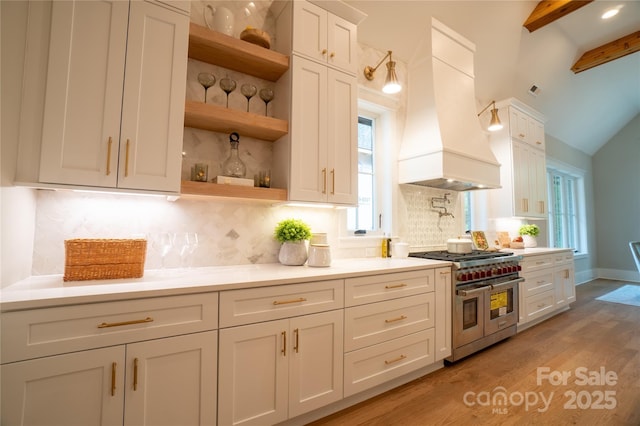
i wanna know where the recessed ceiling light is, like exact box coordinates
[601,8,620,19]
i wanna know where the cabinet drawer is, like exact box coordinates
[219,280,343,327]
[523,290,556,323]
[345,269,435,307]
[521,255,553,273]
[553,251,574,265]
[343,329,435,397]
[344,293,434,352]
[1,293,218,364]
[522,271,554,297]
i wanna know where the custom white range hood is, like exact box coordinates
[398,18,501,191]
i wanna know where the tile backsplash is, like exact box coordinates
[31,184,460,275]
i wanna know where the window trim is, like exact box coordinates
[546,158,588,256]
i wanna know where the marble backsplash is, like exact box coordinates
[31,184,460,275]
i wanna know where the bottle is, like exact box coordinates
[381,234,388,258]
[222,132,246,178]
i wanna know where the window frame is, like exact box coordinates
[546,159,587,256]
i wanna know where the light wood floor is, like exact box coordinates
[310,279,640,426]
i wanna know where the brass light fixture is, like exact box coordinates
[364,50,401,94]
[477,100,503,132]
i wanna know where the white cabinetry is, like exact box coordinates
[218,280,344,425]
[291,0,358,74]
[489,99,547,218]
[518,250,575,331]
[273,0,361,205]
[1,293,218,426]
[343,269,440,397]
[38,0,188,193]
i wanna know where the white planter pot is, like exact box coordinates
[522,235,537,248]
[278,241,308,266]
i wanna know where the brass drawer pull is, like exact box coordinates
[273,297,307,305]
[385,315,407,324]
[125,139,131,177]
[98,317,154,328]
[106,136,113,176]
[330,168,335,195]
[385,283,407,289]
[111,362,117,396]
[281,331,287,356]
[322,168,327,194]
[440,271,450,275]
[384,354,407,365]
[133,358,139,391]
[294,328,300,353]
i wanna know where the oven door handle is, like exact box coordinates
[491,277,525,290]
[457,285,492,297]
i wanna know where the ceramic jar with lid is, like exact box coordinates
[307,244,331,267]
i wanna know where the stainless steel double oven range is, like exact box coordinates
[409,250,523,362]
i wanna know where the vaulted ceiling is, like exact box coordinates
[346,0,640,155]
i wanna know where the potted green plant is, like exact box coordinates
[518,224,540,248]
[274,218,312,265]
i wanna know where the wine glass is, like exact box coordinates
[176,232,199,268]
[197,73,216,103]
[220,77,237,108]
[259,88,274,116]
[240,84,257,112]
[155,232,174,269]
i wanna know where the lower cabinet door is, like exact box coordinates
[218,319,289,426]
[1,346,125,426]
[123,331,218,426]
[288,310,343,418]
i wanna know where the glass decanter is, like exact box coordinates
[222,132,246,178]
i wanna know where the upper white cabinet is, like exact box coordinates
[488,99,547,219]
[272,0,362,205]
[291,0,358,74]
[38,0,189,193]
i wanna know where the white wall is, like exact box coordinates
[593,114,640,282]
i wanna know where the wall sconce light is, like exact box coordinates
[477,100,503,131]
[363,50,401,94]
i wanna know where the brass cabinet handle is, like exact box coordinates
[385,283,407,289]
[125,139,131,177]
[294,328,299,353]
[385,315,407,324]
[330,168,335,194]
[519,133,525,139]
[440,270,451,275]
[281,331,287,356]
[321,48,327,55]
[98,317,154,328]
[536,140,542,145]
[273,297,307,305]
[384,354,407,365]
[539,201,545,214]
[106,137,113,176]
[322,168,327,194]
[329,52,335,58]
[111,362,117,396]
[133,358,139,391]
[565,270,570,279]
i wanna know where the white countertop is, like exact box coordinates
[0,257,450,312]
[503,247,573,256]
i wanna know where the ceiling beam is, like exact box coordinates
[571,31,640,73]
[523,0,594,32]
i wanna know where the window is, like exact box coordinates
[547,163,586,254]
[347,116,376,231]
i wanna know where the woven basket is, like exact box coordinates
[64,239,147,282]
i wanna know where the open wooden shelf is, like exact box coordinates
[181,180,288,202]
[184,100,288,141]
[188,23,289,82]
